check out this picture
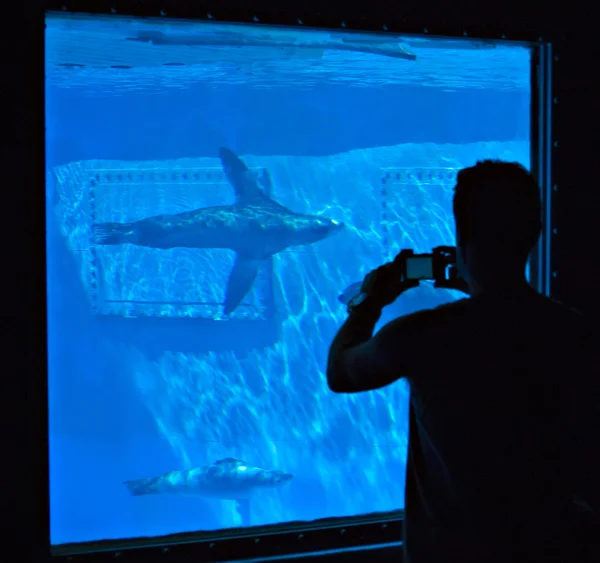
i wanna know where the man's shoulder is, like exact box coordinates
[388,291,589,334]
[405,292,587,327]
[433,297,471,313]
[413,297,471,320]
[388,297,470,329]
[435,291,591,333]
[528,293,589,327]
[546,298,596,339]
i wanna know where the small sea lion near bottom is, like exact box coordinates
[124,457,293,527]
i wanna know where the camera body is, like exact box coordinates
[401,246,458,284]
[340,245,463,309]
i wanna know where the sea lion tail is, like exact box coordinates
[93,222,134,245]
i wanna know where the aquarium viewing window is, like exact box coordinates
[45,9,550,559]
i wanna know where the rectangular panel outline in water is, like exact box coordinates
[50,160,276,321]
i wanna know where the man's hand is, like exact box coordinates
[431,247,470,294]
[434,270,469,294]
[360,250,420,309]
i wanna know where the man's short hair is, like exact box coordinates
[452,160,542,259]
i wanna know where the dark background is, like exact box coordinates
[5,0,598,561]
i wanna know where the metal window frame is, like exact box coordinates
[42,6,556,563]
[529,43,555,296]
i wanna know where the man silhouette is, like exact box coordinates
[327,161,598,562]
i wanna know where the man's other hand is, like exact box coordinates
[434,265,470,295]
[361,250,420,308]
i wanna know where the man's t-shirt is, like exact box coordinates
[394,286,597,563]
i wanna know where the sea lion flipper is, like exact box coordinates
[259,168,273,194]
[216,457,241,465]
[219,147,265,201]
[224,255,261,315]
[235,499,251,527]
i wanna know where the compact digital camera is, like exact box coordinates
[338,246,461,308]
[401,246,458,284]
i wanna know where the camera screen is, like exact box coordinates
[405,256,434,279]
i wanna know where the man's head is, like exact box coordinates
[452,160,542,290]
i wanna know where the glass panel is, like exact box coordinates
[45,12,532,547]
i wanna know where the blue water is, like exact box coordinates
[45,13,531,547]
